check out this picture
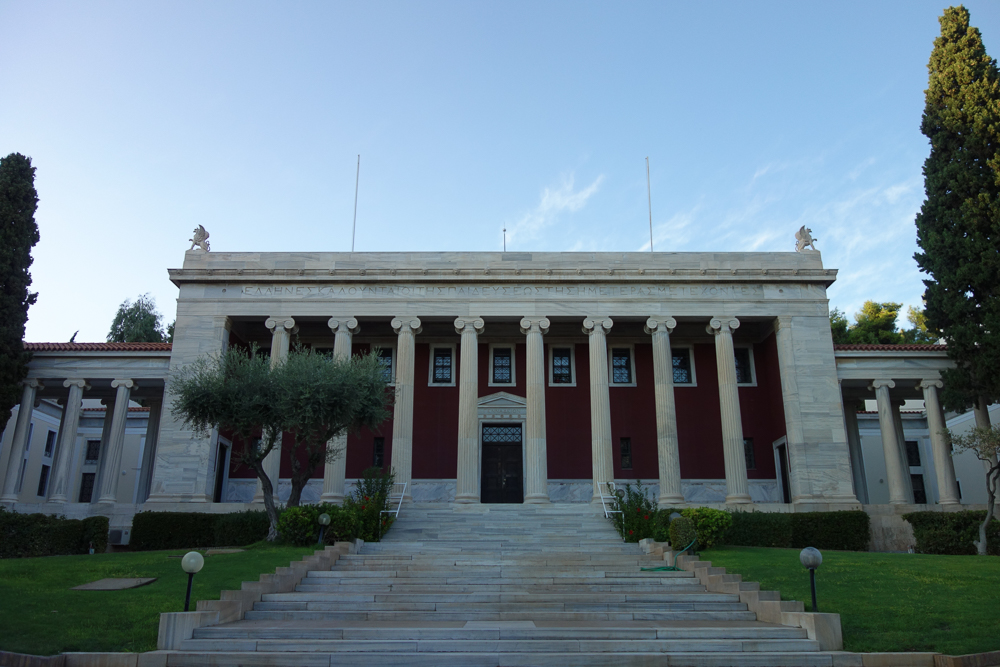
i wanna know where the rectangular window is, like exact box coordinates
[672,349,693,384]
[36,464,50,497]
[619,437,632,470]
[956,478,963,501]
[905,440,922,468]
[44,430,56,457]
[85,439,101,464]
[911,474,927,504]
[79,472,95,503]
[734,347,754,384]
[432,347,453,384]
[551,347,573,385]
[492,347,512,384]
[611,348,632,384]
[373,437,385,468]
[378,348,394,384]
[743,437,756,470]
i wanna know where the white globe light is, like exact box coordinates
[799,547,822,570]
[318,513,331,526]
[181,551,205,574]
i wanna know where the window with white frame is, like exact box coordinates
[549,346,575,386]
[85,439,101,464]
[429,345,455,385]
[734,346,756,385]
[43,430,56,457]
[609,346,635,385]
[376,346,395,384]
[489,345,514,386]
[672,348,695,385]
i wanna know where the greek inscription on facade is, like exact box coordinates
[236,284,765,299]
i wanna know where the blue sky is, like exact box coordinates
[2,1,998,342]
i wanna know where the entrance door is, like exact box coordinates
[481,424,523,504]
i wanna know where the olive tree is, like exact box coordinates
[946,424,999,556]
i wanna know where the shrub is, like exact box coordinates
[681,507,732,549]
[347,467,396,542]
[903,511,1000,555]
[726,511,793,548]
[791,511,870,551]
[0,508,109,558]
[214,509,270,546]
[130,512,219,551]
[668,516,697,552]
[606,480,659,542]
[276,506,319,546]
[314,504,358,543]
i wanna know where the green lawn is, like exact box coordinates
[700,546,1000,656]
[0,542,317,656]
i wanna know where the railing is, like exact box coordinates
[599,481,622,520]
[380,482,407,519]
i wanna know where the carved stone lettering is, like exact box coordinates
[235,283,768,300]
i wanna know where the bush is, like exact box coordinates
[214,510,270,546]
[605,480,659,542]
[347,467,397,542]
[668,516,697,552]
[726,511,793,548]
[130,512,219,551]
[0,508,109,558]
[681,507,732,549]
[276,506,319,546]
[903,511,1000,555]
[791,511,870,551]
[315,504,358,544]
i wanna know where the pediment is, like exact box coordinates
[477,392,527,409]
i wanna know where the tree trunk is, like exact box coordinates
[249,459,279,541]
[979,461,998,556]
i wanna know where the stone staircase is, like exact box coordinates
[171,503,842,666]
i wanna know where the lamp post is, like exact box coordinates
[799,547,822,612]
[318,513,331,545]
[181,551,205,612]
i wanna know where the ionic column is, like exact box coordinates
[842,397,869,504]
[920,380,960,505]
[136,397,162,504]
[320,317,359,504]
[583,316,614,502]
[0,379,43,504]
[869,380,909,504]
[91,396,117,503]
[97,379,134,504]
[708,317,751,504]
[389,317,421,501]
[254,317,296,503]
[521,317,550,504]
[47,379,88,504]
[454,317,485,504]
[646,316,684,506]
[891,398,915,501]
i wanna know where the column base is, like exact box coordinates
[725,494,752,504]
[939,499,961,506]
[318,493,345,505]
[453,494,480,504]
[144,492,212,503]
[0,495,19,505]
[523,493,550,504]
[658,494,686,507]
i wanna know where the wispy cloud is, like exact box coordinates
[506,174,604,246]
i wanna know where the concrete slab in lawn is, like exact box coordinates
[206,548,245,556]
[72,577,157,590]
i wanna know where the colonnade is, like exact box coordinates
[252,313,756,506]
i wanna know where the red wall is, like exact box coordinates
[411,343,460,478]
[544,344,593,478]
[609,343,659,480]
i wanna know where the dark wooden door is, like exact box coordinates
[481,425,523,504]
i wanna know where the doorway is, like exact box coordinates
[481,424,523,504]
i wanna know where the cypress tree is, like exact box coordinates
[914,6,1000,411]
[0,153,40,424]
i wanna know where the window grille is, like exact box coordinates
[378,348,394,383]
[611,348,632,384]
[734,348,754,384]
[44,431,56,457]
[85,440,101,464]
[79,473,95,503]
[432,348,452,383]
[672,349,692,384]
[743,437,756,470]
[905,441,922,468]
[911,474,927,504]
[492,348,512,383]
[619,437,632,470]
[552,348,572,384]
[36,465,50,497]
[482,425,521,443]
[373,437,385,468]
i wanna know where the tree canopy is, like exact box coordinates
[829,301,936,345]
[0,153,40,425]
[914,5,1000,411]
[107,294,169,343]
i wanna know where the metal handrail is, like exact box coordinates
[380,482,407,519]
[599,481,622,519]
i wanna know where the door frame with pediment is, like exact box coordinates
[477,392,527,503]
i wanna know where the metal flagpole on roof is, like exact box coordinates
[646,157,654,252]
[351,155,360,252]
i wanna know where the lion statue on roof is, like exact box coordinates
[189,225,211,252]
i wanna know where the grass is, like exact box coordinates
[700,545,1000,656]
[0,542,317,656]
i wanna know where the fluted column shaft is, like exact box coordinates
[521,317,550,503]
[891,399,915,500]
[1,380,43,504]
[583,317,614,502]
[920,380,960,505]
[321,318,359,504]
[646,316,684,506]
[91,396,116,503]
[708,317,751,504]
[48,380,88,504]
[842,399,868,504]
[389,317,421,501]
[871,380,909,504]
[255,317,296,503]
[137,397,162,504]
[98,379,135,503]
[454,317,485,503]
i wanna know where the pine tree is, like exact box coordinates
[914,5,1000,411]
[107,294,166,343]
[0,153,40,424]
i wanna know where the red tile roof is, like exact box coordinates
[83,406,152,413]
[834,344,947,352]
[25,342,172,352]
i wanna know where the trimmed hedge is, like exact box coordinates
[214,510,270,546]
[903,511,1000,555]
[0,508,109,558]
[725,510,870,551]
[130,512,220,551]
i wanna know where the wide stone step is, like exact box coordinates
[243,610,760,622]
[294,583,706,593]
[298,577,704,587]
[267,593,737,603]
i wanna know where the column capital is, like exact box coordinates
[63,379,90,390]
[23,378,44,390]
[774,315,792,332]
[265,317,297,333]
[644,316,677,335]
[582,317,613,336]
[327,317,360,335]
[917,379,944,390]
[392,316,422,335]
[707,317,740,335]
[111,378,134,390]
[454,317,485,335]
[869,379,895,391]
[519,317,550,335]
